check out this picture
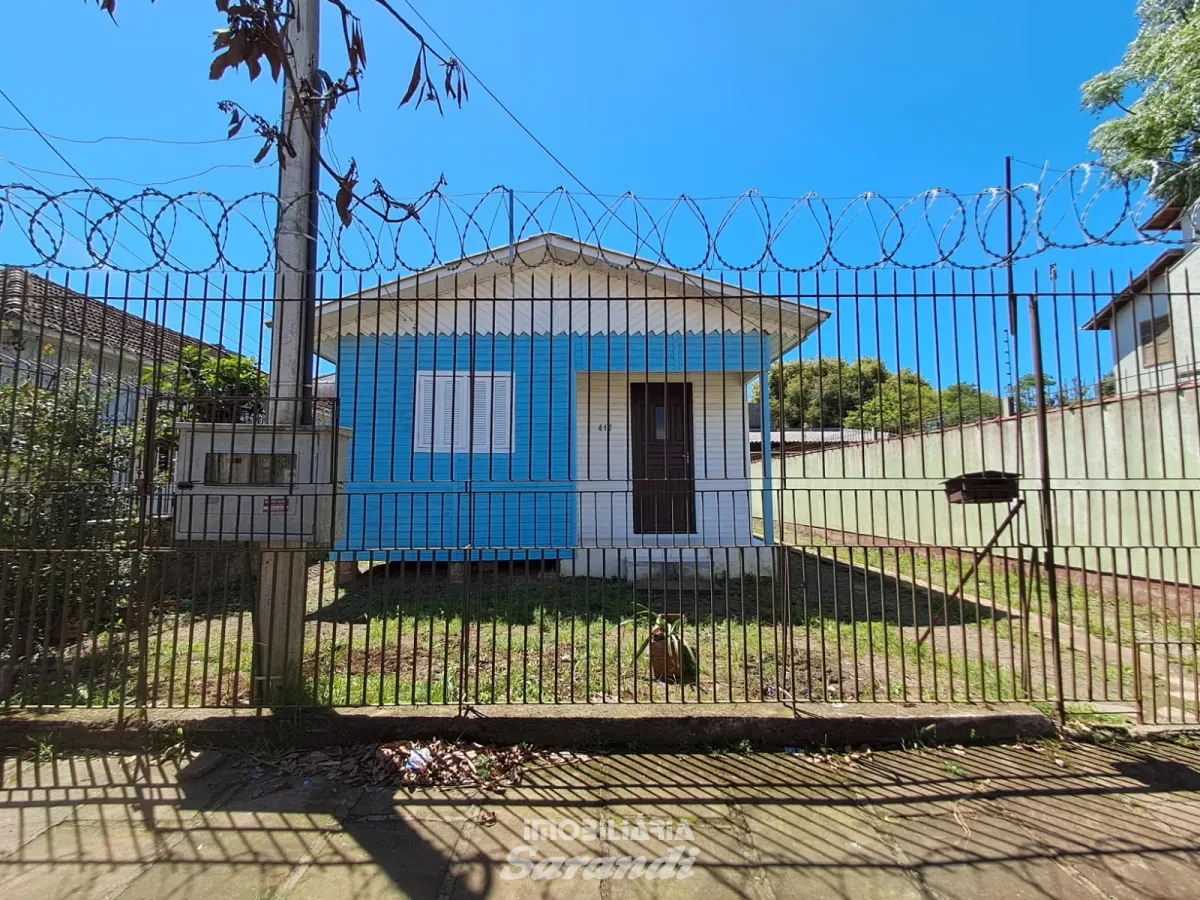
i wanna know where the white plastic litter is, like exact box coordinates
[405,747,432,772]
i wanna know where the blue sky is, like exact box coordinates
[0,0,1164,390]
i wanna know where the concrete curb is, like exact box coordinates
[1,702,1055,753]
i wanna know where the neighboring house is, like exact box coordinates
[1083,205,1200,395]
[1,268,220,518]
[316,372,338,397]
[0,267,205,422]
[316,234,827,578]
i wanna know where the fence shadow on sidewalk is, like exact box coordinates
[2,738,1199,898]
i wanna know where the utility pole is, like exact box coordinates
[257,0,322,701]
[271,0,320,426]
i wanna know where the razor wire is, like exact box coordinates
[0,162,1192,275]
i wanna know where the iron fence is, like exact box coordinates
[0,184,1198,727]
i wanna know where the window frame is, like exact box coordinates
[1138,312,1174,368]
[413,371,513,454]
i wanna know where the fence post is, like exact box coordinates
[1027,294,1066,726]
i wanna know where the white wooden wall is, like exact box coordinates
[566,372,768,576]
[318,263,810,345]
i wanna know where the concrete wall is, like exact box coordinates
[751,385,1200,584]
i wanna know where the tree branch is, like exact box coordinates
[91,0,466,229]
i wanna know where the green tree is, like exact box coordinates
[0,366,136,658]
[1082,0,1200,198]
[1060,376,1096,406]
[142,346,269,429]
[937,383,1002,427]
[752,357,891,428]
[1008,373,1059,413]
[843,370,939,434]
[1100,371,1119,397]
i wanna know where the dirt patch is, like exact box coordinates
[791,522,1199,615]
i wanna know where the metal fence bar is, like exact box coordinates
[0,254,1196,723]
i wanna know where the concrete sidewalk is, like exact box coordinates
[2,738,1200,899]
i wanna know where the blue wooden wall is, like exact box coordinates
[332,330,773,562]
[334,334,576,561]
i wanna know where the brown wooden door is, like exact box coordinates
[630,382,696,534]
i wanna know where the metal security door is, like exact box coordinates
[630,382,696,535]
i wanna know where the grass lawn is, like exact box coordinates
[5,543,1191,720]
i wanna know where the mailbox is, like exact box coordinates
[172,422,352,545]
[943,471,1020,505]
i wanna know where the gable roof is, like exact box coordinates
[316,233,830,353]
[1,267,207,362]
[1080,249,1186,331]
[1144,203,1187,232]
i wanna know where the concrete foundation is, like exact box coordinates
[335,560,360,586]
[560,546,776,580]
[0,702,1056,753]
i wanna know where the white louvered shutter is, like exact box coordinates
[415,371,511,453]
[415,374,435,451]
[433,376,457,452]
[454,375,471,451]
[491,376,511,452]
[471,377,493,452]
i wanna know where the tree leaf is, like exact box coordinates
[226,31,247,68]
[227,109,243,139]
[246,53,262,82]
[336,161,359,228]
[216,0,230,11]
[354,23,368,69]
[253,140,272,164]
[264,44,282,81]
[336,185,354,228]
[399,53,422,107]
[209,51,232,81]
[633,635,651,661]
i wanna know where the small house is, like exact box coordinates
[0,267,208,422]
[1083,205,1200,394]
[316,234,827,579]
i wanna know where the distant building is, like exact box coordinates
[0,267,208,421]
[1083,205,1200,395]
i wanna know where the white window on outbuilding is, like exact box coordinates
[414,372,512,453]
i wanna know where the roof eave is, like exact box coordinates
[316,233,828,331]
[1079,248,1187,332]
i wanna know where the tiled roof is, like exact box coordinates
[0,268,206,362]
